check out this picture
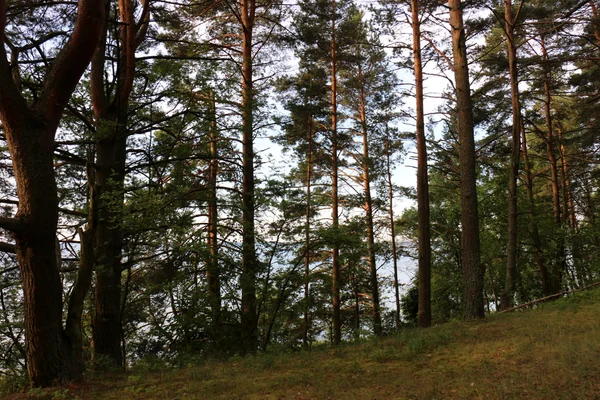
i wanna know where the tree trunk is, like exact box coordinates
[303,117,313,349]
[356,62,382,336]
[89,0,148,367]
[0,0,105,386]
[412,0,432,328]
[330,0,342,345]
[500,0,522,310]
[90,126,126,368]
[207,91,222,351]
[386,138,401,329]
[240,0,258,354]
[521,125,552,296]
[540,36,564,293]
[449,0,485,319]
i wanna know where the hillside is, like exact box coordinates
[9,288,600,399]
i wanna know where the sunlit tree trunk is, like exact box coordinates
[330,0,342,345]
[0,0,104,386]
[412,0,431,328]
[500,0,522,310]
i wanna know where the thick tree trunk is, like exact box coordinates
[240,0,258,353]
[0,0,104,386]
[412,0,432,328]
[500,0,522,310]
[357,66,382,336]
[11,126,73,386]
[89,0,148,367]
[90,128,126,368]
[449,0,485,319]
[330,0,341,345]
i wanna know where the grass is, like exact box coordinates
[7,287,600,399]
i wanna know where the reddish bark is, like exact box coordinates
[0,0,105,386]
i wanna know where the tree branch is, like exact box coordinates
[0,216,23,233]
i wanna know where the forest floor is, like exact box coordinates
[7,287,600,399]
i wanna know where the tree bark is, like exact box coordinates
[449,0,485,320]
[386,138,401,329]
[357,63,382,336]
[412,0,432,328]
[539,36,564,293]
[521,124,552,296]
[207,91,222,351]
[240,0,258,354]
[0,0,105,386]
[330,0,342,345]
[89,0,148,368]
[303,117,313,349]
[500,0,522,310]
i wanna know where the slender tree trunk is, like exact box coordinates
[303,117,313,349]
[556,121,586,285]
[0,0,105,386]
[240,0,258,353]
[449,0,485,319]
[330,0,342,345]
[385,138,401,329]
[353,275,360,340]
[356,64,382,336]
[521,125,552,296]
[207,91,222,350]
[412,0,432,328]
[500,0,522,310]
[540,37,564,293]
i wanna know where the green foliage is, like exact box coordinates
[400,283,418,325]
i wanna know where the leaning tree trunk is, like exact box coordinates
[0,0,104,386]
[449,0,485,320]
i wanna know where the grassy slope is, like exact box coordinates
[11,288,600,399]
